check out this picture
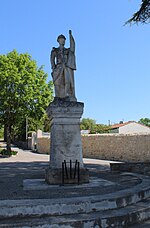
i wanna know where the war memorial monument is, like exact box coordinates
[2,31,150,228]
[45,30,89,184]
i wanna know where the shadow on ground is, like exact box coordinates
[0,161,142,200]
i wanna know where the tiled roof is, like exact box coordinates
[110,121,135,129]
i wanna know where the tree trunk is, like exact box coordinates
[4,124,7,142]
[6,124,11,155]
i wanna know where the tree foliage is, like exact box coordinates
[95,124,111,134]
[80,118,96,133]
[0,127,4,139]
[0,50,53,152]
[139,118,150,127]
[127,0,150,24]
[14,113,51,141]
[80,118,110,134]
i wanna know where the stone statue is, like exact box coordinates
[50,30,77,101]
[46,31,89,184]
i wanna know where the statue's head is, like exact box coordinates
[57,34,66,45]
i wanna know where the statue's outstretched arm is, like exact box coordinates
[69,30,75,53]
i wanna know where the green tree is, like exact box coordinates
[139,118,150,127]
[14,112,51,141]
[127,0,150,24]
[13,81,53,141]
[0,127,4,139]
[80,118,111,134]
[0,50,53,154]
[41,113,51,132]
[80,118,96,133]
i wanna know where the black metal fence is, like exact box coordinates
[62,160,80,185]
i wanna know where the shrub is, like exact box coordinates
[0,149,18,156]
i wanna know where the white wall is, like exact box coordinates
[119,122,150,134]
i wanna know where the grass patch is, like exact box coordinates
[0,149,18,156]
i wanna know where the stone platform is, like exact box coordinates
[1,158,150,227]
[1,146,150,227]
[1,172,150,227]
[23,176,116,191]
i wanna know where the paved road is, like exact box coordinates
[0,142,117,168]
[0,143,49,163]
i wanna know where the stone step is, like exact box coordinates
[1,197,150,227]
[129,219,150,227]
[1,174,150,219]
[110,162,150,175]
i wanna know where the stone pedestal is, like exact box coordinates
[45,98,89,184]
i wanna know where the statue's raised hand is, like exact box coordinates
[69,30,72,35]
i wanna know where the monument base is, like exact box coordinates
[45,167,89,185]
[45,98,89,185]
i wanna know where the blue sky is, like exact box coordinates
[0,0,149,124]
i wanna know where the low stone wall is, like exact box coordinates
[82,134,150,162]
[37,137,50,154]
[36,134,150,162]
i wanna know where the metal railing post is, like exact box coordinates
[62,160,80,185]
[62,162,64,185]
[70,160,72,179]
[64,160,68,179]
[77,162,80,184]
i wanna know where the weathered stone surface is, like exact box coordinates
[2,192,150,227]
[47,100,84,169]
[45,167,89,185]
[50,30,76,100]
[110,162,150,175]
[46,99,89,184]
[82,133,150,162]
[2,173,150,218]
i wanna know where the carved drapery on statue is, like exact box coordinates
[66,50,76,70]
[50,31,76,101]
